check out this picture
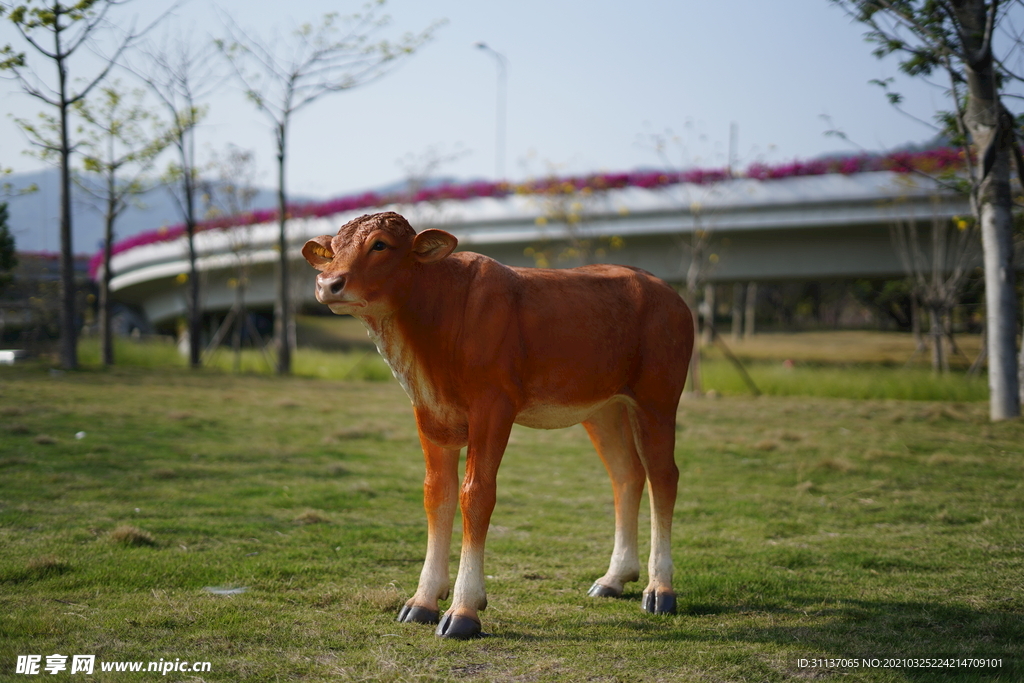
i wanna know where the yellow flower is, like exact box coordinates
[535,216,548,226]
[175,273,188,284]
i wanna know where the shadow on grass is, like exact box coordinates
[660,597,1018,681]
[484,596,1020,681]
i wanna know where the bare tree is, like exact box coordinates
[641,126,731,396]
[200,144,265,373]
[129,33,220,368]
[216,3,443,374]
[891,198,981,372]
[833,0,1019,419]
[75,83,170,366]
[0,0,154,369]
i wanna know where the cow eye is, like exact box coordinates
[371,240,387,252]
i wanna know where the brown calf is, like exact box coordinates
[303,212,693,638]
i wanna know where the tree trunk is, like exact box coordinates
[953,0,1020,419]
[183,124,202,368]
[684,228,703,395]
[744,282,757,337]
[275,122,292,375]
[701,284,715,345]
[911,293,925,351]
[684,289,702,395]
[57,50,77,370]
[731,282,744,340]
[1019,297,1024,408]
[101,184,115,366]
[978,196,1019,417]
[185,191,201,368]
[232,282,245,374]
[929,304,945,374]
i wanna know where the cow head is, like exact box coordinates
[302,211,458,315]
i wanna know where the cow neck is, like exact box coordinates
[353,258,464,407]
[356,310,414,400]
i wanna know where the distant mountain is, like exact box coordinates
[2,168,321,255]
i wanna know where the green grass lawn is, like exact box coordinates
[1,357,1022,681]
[77,325,992,402]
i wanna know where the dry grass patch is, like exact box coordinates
[357,584,404,613]
[863,448,900,460]
[926,452,959,466]
[108,524,156,547]
[325,426,385,441]
[816,456,856,473]
[915,404,975,422]
[33,434,57,445]
[319,421,401,445]
[293,509,332,525]
[26,554,71,577]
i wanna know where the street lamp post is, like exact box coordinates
[474,42,507,180]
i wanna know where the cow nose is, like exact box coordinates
[319,274,346,296]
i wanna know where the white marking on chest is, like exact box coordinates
[358,316,462,429]
[362,317,415,399]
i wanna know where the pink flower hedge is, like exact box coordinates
[90,147,966,279]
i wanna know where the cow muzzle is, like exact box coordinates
[316,273,365,312]
[317,273,346,299]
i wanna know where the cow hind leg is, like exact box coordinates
[629,404,679,615]
[582,401,644,599]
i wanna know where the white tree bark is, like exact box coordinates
[979,198,1020,419]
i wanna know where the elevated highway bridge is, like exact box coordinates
[105,170,978,331]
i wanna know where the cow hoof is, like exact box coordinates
[587,582,621,598]
[397,604,439,624]
[642,591,677,615]
[435,612,482,639]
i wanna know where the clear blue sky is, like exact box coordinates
[1,0,947,199]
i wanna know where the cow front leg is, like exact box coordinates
[398,430,459,625]
[436,401,514,639]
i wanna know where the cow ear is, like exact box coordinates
[302,236,335,270]
[411,229,458,263]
